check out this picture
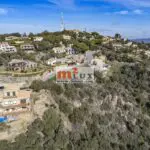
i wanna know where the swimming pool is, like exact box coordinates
[0,117,8,123]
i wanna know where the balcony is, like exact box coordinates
[1,103,30,109]
[3,95,17,99]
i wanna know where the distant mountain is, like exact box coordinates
[131,38,150,43]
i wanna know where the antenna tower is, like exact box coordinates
[61,12,65,31]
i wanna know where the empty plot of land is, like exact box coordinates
[0,112,34,141]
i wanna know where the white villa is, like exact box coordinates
[66,47,76,55]
[63,35,71,40]
[5,36,20,41]
[20,44,35,51]
[47,58,67,66]
[53,46,66,54]
[33,37,43,42]
[0,42,17,53]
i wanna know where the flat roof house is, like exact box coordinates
[63,35,71,40]
[47,58,75,66]
[53,46,66,54]
[33,37,43,42]
[20,44,35,51]
[5,36,20,41]
[0,84,32,116]
[66,47,76,55]
[0,42,17,54]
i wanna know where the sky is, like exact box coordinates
[0,0,150,38]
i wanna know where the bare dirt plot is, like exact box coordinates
[0,112,34,141]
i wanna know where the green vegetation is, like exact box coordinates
[0,31,149,150]
[73,41,89,53]
[0,58,149,149]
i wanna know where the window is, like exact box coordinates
[7,92,10,97]
[12,91,16,97]
[20,99,26,104]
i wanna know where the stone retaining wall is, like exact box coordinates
[0,75,41,83]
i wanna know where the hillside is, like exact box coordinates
[0,61,149,149]
[0,31,149,150]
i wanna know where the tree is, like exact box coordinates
[91,32,101,39]
[73,42,89,53]
[37,41,52,51]
[90,39,102,50]
[29,32,34,38]
[9,32,21,37]
[114,33,121,40]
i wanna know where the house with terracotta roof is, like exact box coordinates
[8,59,37,71]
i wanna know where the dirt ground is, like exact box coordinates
[0,112,34,141]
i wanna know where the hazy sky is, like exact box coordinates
[0,0,150,38]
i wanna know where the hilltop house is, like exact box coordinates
[53,46,66,54]
[47,57,75,66]
[0,42,17,54]
[68,29,80,34]
[47,58,66,66]
[20,44,35,51]
[33,37,43,42]
[5,36,20,41]
[0,84,32,116]
[8,59,37,71]
[53,43,76,55]
[63,35,71,40]
[66,47,76,55]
